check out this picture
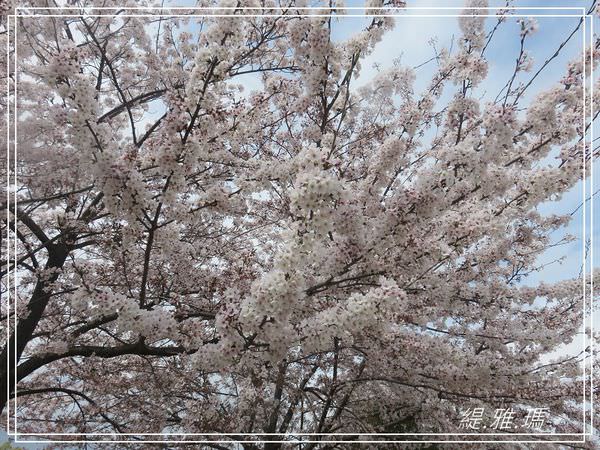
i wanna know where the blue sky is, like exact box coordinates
[331,1,597,288]
[326,0,597,366]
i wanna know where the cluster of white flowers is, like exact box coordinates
[458,0,488,49]
[289,145,343,235]
[288,19,307,51]
[447,50,488,86]
[561,59,584,88]
[290,172,342,226]
[482,103,517,157]
[120,304,179,342]
[300,278,407,352]
[517,18,539,38]
[306,21,331,60]
[445,95,480,129]
[524,83,582,149]
[190,341,232,372]
[517,50,535,72]
[343,16,392,62]
[71,288,124,317]
[41,45,99,128]
[196,184,234,213]
[71,288,178,342]
[92,152,150,223]
[240,269,304,325]
[153,223,195,261]
[369,136,409,189]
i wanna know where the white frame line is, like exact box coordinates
[582,9,587,436]
[4,12,9,439]
[5,5,593,446]
[591,11,595,438]
[12,11,18,440]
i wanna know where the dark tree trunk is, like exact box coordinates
[0,242,69,413]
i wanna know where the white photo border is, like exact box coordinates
[5,5,595,446]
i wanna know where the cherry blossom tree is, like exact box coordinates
[0,0,599,447]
